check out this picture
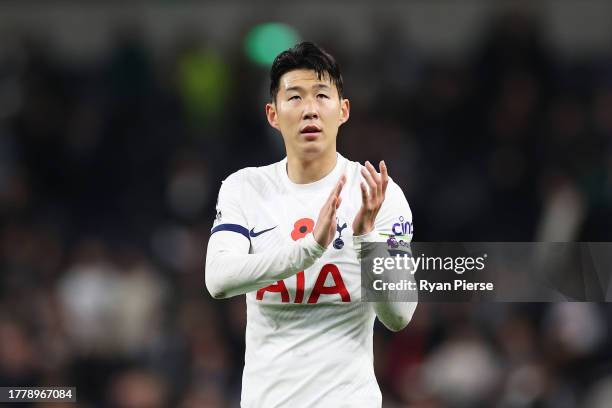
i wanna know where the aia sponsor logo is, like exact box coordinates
[256,217,350,304]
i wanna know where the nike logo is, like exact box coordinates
[249,226,277,237]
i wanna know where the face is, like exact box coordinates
[266,69,350,160]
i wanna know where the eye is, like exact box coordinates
[289,95,301,101]
[317,94,329,99]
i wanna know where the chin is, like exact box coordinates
[298,142,327,158]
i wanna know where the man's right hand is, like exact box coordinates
[313,174,346,247]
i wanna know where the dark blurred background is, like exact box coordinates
[1,1,612,407]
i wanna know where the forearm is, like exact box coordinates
[205,232,326,299]
[354,232,418,331]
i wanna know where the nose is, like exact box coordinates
[302,98,319,120]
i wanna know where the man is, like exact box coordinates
[205,42,417,407]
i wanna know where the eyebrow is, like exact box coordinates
[284,83,331,93]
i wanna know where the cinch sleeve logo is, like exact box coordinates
[391,216,413,236]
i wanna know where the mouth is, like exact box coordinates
[300,125,322,140]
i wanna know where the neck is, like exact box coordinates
[286,150,338,184]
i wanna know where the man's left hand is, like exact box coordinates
[353,160,388,236]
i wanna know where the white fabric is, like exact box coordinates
[205,153,416,408]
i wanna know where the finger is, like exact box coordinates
[321,195,335,219]
[329,195,339,216]
[361,166,377,199]
[380,160,389,196]
[365,161,382,196]
[327,174,346,203]
[326,182,339,205]
[328,198,339,218]
[336,195,342,209]
[335,174,346,197]
[360,181,369,205]
[330,199,338,224]
[366,161,383,198]
[365,161,380,183]
[328,175,343,198]
[324,177,343,209]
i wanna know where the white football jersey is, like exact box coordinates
[206,153,414,408]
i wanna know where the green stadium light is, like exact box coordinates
[245,23,301,66]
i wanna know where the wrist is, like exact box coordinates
[352,223,374,236]
[353,230,377,242]
[303,233,327,257]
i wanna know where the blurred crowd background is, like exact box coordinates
[1,1,612,407]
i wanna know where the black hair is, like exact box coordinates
[269,42,344,102]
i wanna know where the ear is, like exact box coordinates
[265,102,281,131]
[339,98,350,126]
